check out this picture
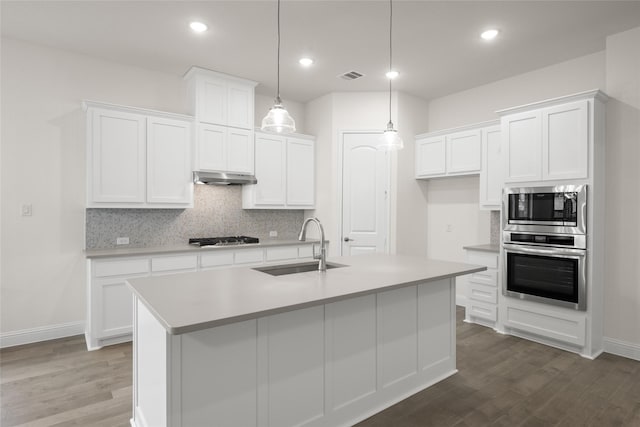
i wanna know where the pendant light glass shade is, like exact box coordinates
[378,0,403,151]
[261,0,296,134]
[262,97,296,133]
[379,121,404,151]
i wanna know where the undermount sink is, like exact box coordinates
[253,261,345,276]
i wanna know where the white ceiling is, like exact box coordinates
[2,1,640,103]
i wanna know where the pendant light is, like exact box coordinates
[378,0,403,151]
[261,0,296,133]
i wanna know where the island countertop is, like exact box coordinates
[127,253,486,335]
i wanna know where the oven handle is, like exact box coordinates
[503,243,586,257]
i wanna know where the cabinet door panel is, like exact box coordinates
[227,84,253,129]
[226,128,253,174]
[415,136,446,177]
[286,138,315,207]
[542,100,588,180]
[446,129,481,174]
[97,279,133,338]
[479,126,502,210]
[254,135,286,205]
[199,79,226,125]
[147,117,192,204]
[91,109,146,203]
[503,111,542,182]
[198,124,226,171]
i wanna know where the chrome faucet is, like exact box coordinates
[298,217,327,271]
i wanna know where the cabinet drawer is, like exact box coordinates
[469,270,498,287]
[504,302,586,346]
[93,258,149,278]
[298,245,314,259]
[266,246,299,261]
[469,283,498,304]
[151,255,198,273]
[466,251,498,269]
[234,249,264,264]
[467,300,497,322]
[200,252,234,268]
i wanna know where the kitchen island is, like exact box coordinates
[127,254,485,427]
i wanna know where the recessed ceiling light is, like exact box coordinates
[190,22,208,33]
[299,57,314,67]
[386,70,399,79]
[481,29,499,41]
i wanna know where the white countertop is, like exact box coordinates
[463,244,500,253]
[85,239,320,259]
[127,254,486,335]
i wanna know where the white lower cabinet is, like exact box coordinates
[86,244,318,349]
[464,249,500,329]
[503,299,587,348]
[132,278,457,427]
[242,132,315,209]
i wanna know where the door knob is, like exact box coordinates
[343,237,354,242]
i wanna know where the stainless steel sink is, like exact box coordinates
[253,261,345,276]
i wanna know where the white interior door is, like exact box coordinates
[341,133,389,256]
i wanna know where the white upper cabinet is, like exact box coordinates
[147,117,192,204]
[446,129,482,174]
[243,132,315,209]
[85,101,193,209]
[253,133,286,206]
[89,108,146,204]
[186,67,257,130]
[196,124,253,174]
[479,125,502,210]
[286,137,315,207]
[185,67,258,175]
[542,100,588,181]
[415,124,484,179]
[415,136,446,177]
[502,110,542,182]
[499,92,599,184]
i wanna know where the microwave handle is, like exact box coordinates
[503,243,586,257]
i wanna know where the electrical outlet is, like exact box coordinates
[269,230,278,238]
[116,237,130,245]
[446,224,453,232]
[21,204,33,216]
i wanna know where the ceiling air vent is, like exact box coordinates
[339,71,364,81]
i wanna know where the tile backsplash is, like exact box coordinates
[86,185,305,249]
[490,211,501,245]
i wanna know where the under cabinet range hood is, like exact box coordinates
[193,171,257,185]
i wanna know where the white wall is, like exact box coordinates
[0,38,189,338]
[426,34,640,354]
[305,91,430,257]
[425,51,606,267]
[395,93,429,256]
[603,27,640,352]
[428,51,606,130]
[0,38,304,342]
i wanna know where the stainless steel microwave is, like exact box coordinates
[503,185,587,235]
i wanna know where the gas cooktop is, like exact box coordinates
[188,236,260,247]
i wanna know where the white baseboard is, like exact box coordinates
[0,321,85,348]
[604,337,640,362]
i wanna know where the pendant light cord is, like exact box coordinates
[388,0,393,125]
[276,0,281,102]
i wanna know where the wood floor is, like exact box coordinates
[2,309,639,427]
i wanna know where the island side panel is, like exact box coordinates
[133,297,168,427]
[132,277,458,427]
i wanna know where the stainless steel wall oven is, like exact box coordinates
[502,185,587,311]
